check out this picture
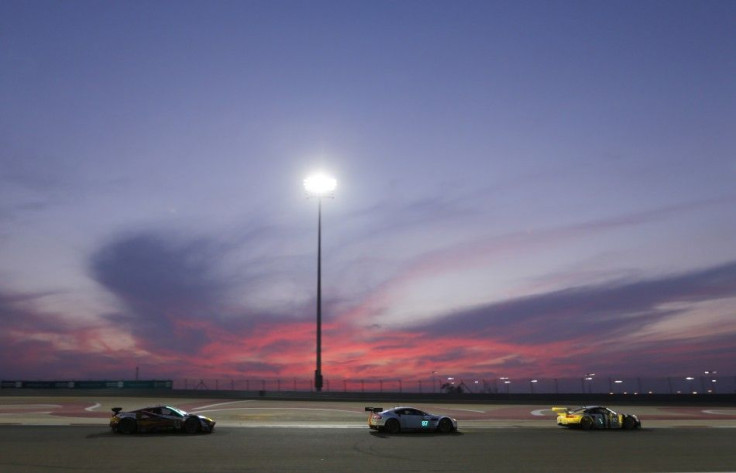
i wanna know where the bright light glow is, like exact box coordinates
[304,173,337,196]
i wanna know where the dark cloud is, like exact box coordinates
[0,289,99,379]
[89,231,232,353]
[88,228,316,359]
[0,289,66,332]
[416,261,736,345]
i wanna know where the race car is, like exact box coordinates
[366,406,457,434]
[552,405,641,430]
[110,405,215,434]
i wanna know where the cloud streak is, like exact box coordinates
[417,261,736,344]
[2,208,735,382]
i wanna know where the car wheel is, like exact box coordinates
[437,418,453,434]
[118,418,137,434]
[184,417,200,434]
[384,419,400,434]
[580,416,595,430]
[623,417,637,430]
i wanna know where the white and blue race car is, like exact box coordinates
[366,406,457,434]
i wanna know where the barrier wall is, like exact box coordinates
[1,380,173,390]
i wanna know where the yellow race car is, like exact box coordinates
[552,405,641,430]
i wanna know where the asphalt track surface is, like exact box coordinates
[2,396,736,472]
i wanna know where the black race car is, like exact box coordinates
[110,405,215,434]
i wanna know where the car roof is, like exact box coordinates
[569,405,604,412]
[132,405,179,412]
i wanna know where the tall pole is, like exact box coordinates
[315,197,323,392]
[303,172,335,393]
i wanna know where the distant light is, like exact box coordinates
[685,377,695,380]
[304,173,337,196]
[614,380,623,384]
[530,379,538,383]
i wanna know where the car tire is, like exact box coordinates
[623,417,637,430]
[118,418,137,434]
[385,419,400,434]
[184,417,200,434]
[580,416,595,430]
[437,418,453,433]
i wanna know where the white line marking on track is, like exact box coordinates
[85,403,101,412]
[193,400,254,411]
[703,409,736,416]
[531,409,555,416]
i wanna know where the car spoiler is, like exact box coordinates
[365,407,383,413]
[111,407,123,415]
[551,407,570,414]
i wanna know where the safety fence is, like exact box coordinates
[175,374,735,395]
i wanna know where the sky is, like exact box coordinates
[1,0,735,385]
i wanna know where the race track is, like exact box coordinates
[3,425,736,472]
[1,396,736,472]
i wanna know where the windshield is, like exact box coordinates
[165,406,187,417]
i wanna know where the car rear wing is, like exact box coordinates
[111,407,123,415]
[551,407,570,414]
[365,407,383,413]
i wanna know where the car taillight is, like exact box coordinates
[372,414,382,420]
[566,414,576,418]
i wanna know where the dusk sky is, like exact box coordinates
[1,0,735,384]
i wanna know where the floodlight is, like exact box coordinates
[304,173,337,196]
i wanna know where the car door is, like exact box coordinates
[586,408,606,428]
[398,408,426,431]
[160,407,183,430]
[139,407,170,431]
[605,409,621,428]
